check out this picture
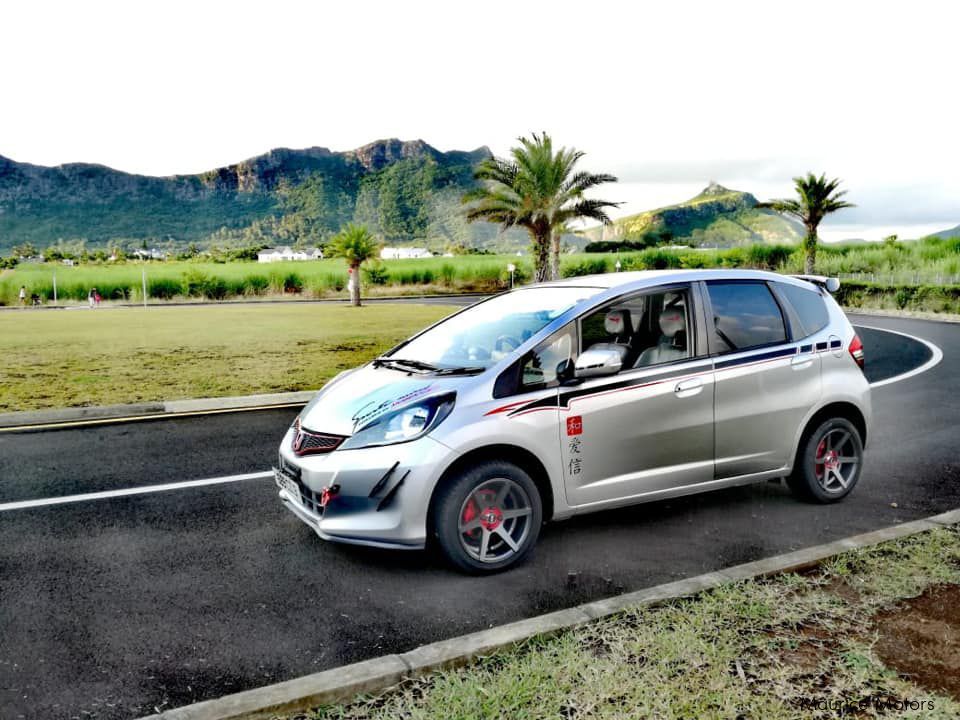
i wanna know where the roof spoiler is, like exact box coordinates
[790,274,840,293]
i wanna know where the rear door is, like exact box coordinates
[705,280,822,478]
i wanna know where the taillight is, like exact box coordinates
[849,333,865,370]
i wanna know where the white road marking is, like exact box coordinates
[852,324,945,388]
[0,470,273,513]
[2,324,944,512]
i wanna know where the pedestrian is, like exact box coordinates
[19,285,27,306]
[95,289,101,306]
[88,287,96,308]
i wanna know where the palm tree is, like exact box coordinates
[463,132,619,282]
[766,173,855,274]
[328,223,380,306]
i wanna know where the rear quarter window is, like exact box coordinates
[706,281,787,352]
[777,282,830,337]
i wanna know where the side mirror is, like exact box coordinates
[574,347,624,379]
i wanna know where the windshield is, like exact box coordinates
[384,287,599,371]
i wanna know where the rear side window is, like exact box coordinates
[706,282,787,352]
[777,282,830,337]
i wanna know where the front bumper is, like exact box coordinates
[276,428,456,549]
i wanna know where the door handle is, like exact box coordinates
[791,355,814,370]
[674,377,703,397]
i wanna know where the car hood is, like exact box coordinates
[298,365,471,437]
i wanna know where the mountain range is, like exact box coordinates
[4,140,954,254]
[0,139,500,252]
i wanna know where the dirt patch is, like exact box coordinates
[873,584,960,700]
[822,576,862,604]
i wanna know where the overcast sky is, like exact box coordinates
[2,0,957,240]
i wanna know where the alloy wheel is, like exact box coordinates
[457,478,533,564]
[814,428,861,494]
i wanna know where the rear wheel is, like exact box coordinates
[787,417,863,503]
[433,461,542,574]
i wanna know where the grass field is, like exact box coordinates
[0,303,453,411]
[3,237,959,308]
[306,526,960,720]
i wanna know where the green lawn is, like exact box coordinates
[308,527,960,720]
[0,303,452,411]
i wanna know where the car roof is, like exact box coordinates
[531,268,821,293]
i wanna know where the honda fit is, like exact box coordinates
[275,270,870,573]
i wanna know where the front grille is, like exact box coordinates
[292,420,346,457]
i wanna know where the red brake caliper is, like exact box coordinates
[463,489,497,537]
[815,439,826,479]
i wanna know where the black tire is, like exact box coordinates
[432,460,542,574]
[787,417,863,503]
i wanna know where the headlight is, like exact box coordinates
[340,393,456,450]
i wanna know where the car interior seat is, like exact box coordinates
[634,304,688,367]
[587,309,634,366]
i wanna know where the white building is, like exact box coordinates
[132,248,169,261]
[257,246,324,263]
[380,247,433,260]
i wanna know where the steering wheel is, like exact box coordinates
[494,335,521,354]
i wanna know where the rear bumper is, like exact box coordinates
[276,428,456,549]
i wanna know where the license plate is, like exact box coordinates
[274,468,300,503]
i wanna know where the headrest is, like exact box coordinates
[604,309,631,336]
[659,306,685,338]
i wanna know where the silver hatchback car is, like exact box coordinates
[275,270,870,573]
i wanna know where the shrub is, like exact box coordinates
[149,277,180,300]
[245,275,270,296]
[439,263,456,286]
[363,262,390,285]
[561,258,609,278]
[746,244,794,270]
[181,269,211,298]
[270,271,303,294]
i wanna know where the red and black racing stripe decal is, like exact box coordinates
[492,340,841,419]
[495,362,713,417]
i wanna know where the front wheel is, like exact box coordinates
[433,461,542,574]
[787,418,864,503]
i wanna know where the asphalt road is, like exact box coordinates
[0,314,956,719]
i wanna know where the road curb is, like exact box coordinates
[0,391,315,430]
[140,513,958,720]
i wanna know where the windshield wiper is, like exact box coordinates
[373,357,439,373]
[433,366,485,376]
[373,357,483,376]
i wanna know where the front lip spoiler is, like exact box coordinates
[279,490,424,551]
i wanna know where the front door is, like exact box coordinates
[563,285,715,507]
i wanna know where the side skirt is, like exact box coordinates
[556,467,789,519]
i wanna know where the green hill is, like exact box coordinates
[0,139,531,253]
[582,182,803,250]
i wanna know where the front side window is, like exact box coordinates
[388,286,599,371]
[579,287,693,369]
[706,282,787,352]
